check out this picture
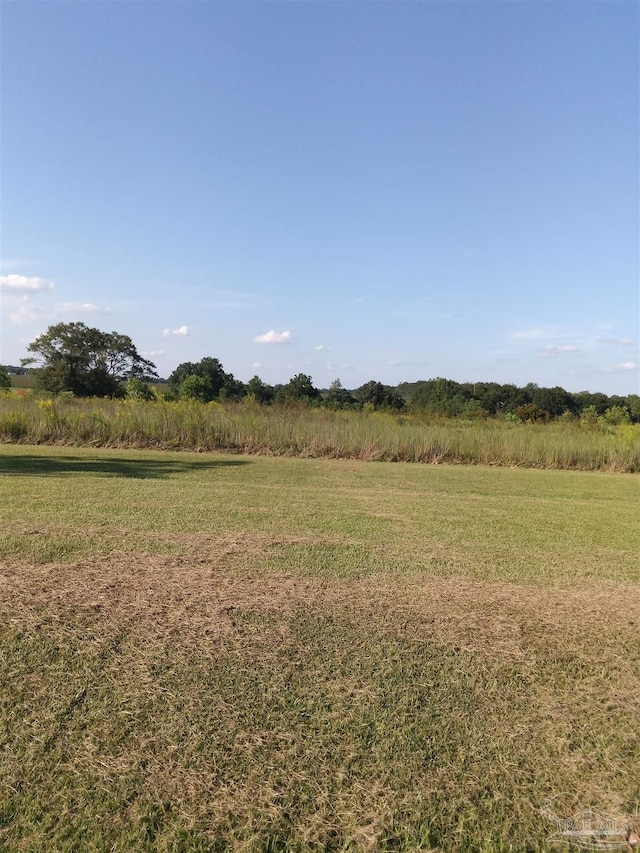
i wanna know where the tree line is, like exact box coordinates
[2,321,638,423]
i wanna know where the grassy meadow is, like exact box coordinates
[1,394,639,472]
[1,444,639,851]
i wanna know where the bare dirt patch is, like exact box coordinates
[1,539,637,664]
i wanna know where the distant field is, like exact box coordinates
[1,445,638,851]
[7,374,36,389]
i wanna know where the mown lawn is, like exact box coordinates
[1,445,638,851]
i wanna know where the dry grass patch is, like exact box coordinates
[2,551,638,851]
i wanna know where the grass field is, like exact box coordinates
[1,445,639,851]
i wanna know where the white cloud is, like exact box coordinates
[58,302,109,314]
[163,325,190,336]
[0,274,54,292]
[537,345,580,358]
[315,344,330,351]
[143,350,165,357]
[389,359,401,366]
[251,362,262,369]
[608,361,638,372]
[253,330,293,344]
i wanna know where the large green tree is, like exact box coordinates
[22,322,157,397]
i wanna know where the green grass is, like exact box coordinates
[1,445,639,851]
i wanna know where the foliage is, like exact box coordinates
[513,403,549,423]
[21,322,157,398]
[0,366,10,393]
[275,373,320,404]
[179,374,214,403]
[580,405,600,427]
[245,375,274,404]
[354,380,404,410]
[168,357,244,402]
[124,378,155,401]
[602,405,631,426]
[12,324,640,421]
[322,378,359,410]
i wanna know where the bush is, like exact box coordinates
[0,366,10,393]
[125,378,155,401]
[602,405,631,426]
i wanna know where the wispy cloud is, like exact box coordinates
[251,362,262,369]
[143,350,165,357]
[510,326,564,342]
[607,361,638,372]
[253,330,293,344]
[0,274,53,292]
[4,295,52,325]
[163,325,190,336]
[596,337,637,346]
[315,344,330,351]
[536,345,581,358]
[58,302,110,314]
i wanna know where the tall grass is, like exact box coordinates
[1,394,638,471]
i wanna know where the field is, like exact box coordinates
[1,395,639,472]
[1,445,639,851]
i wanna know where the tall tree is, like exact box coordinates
[22,322,157,397]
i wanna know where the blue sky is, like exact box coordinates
[1,1,638,394]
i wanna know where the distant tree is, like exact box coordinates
[626,394,640,423]
[531,385,576,417]
[276,373,320,404]
[246,375,274,404]
[409,378,470,416]
[168,357,245,402]
[124,377,155,401]
[0,365,11,393]
[21,322,157,397]
[322,378,359,410]
[354,380,404,411]
[573,392,610,416]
